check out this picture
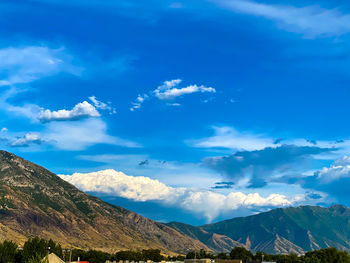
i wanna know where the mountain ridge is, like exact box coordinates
[168,204,350,254]
[0,150,208,254]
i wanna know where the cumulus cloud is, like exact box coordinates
[10,133,43,147]
[289,156,350,201]
[271,155,350,205]
[59,169,175,201]
[154,79,215,100]
[0,88,116,124]
[213,0,350,37]
[59,169,299,222]
[38,101,100,122]
[130,79,215,111]
[0,46,81,86]
[203,145,334,188]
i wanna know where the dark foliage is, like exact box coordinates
[0,240,18,263]
[1,237,350,263]
[186,249,215,259]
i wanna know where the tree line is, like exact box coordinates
[0,237,166,263]
[185,247,350,263]
[1,238,350,263]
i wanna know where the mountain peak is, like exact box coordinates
[169,204,350,254]
[329,204,349,213]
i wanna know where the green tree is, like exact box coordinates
[47,239,63,258]
[142,249,164,262]
[230,247,253,263]
[216,252,229,259]
[186,250,214,260]
[0,240,18,263]
[22,237,49,262]
[26,253,48,263]
[302,248,350,263]
[85,250,111,263]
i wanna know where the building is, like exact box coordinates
[42,253,65,263]
[184,259,213,263]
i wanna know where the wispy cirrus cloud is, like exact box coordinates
[0,46,82,86]
[43,118,140,150]
[28,0,188,20]
[89,96,116,114]
[213,0,350,37]
[0,119,141,151]
[191,126,343,154]
[192,126,276,151]
[130,94,149,112]
[130,79,215,111]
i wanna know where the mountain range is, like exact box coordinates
[1,150,350,255]
[0,150,207,254]
[169,204,350,254]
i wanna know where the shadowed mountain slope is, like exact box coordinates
[169,205,350,254]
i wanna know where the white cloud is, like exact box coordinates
[60,169,176,201]
[0,88,116,124]
[333,156,350,166]
[44,118,140,150]
[0,119,140,150]
[0,46,82,86]
[1,128,7,132]
[154,79,216,100]
[89,96,116,114]
[214,0,350,37]
[130,94,148,111]
[130,79,215,111]
[191,126,342,155]
[60,169,298,222]
[10,133,43,147]
[314,157,350,183]
[192,126,276,151]
[166,102,181,107]
[0,87,43,121]
[38,101,100,122]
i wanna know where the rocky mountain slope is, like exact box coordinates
[0,150,208,254]
[169,205,350,254]
[167,221,244,253]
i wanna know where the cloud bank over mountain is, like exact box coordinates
[59,169,302,222]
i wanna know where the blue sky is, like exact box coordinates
[2,0,350,225]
